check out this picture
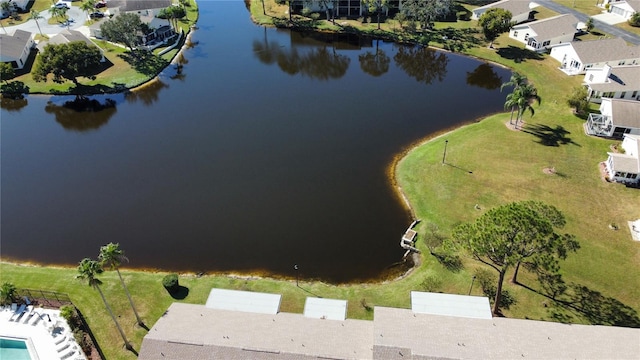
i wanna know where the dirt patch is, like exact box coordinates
[598,162,611,182]
[505,120,526,131]
[543,167,556,175]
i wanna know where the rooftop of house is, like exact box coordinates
[571,38,640,64]
[0,29,32,62]
[37,29,97,52]
[513,14,579,40]
[609,98,640,127]
[106,0,172,12]
[473,0,538,16]
[138,297,640,360]
[587,65,640,92]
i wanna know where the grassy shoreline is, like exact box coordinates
[3,1,640,359]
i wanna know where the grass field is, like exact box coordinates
[2,1,640,359]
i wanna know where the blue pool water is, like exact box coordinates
[0,337,32,360]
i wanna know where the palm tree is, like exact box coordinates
[80,0,96,20]
[76,258,133,351]
[49,6,63,21]
[98,243,145,327]
[29,10,44,37]
[501,72,528,125]
[514,83,542,128]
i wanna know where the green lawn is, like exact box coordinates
[3,1,640,359]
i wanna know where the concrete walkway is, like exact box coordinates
[534,0,640,45]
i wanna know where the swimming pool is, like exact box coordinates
[0,337,32,360]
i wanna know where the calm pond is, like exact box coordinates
[1,1,511,283]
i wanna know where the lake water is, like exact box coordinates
[0,1,511,283]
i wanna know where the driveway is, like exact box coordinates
[592,12,627,25]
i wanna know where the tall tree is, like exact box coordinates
[501,72,528,125]
[100,12,143,50]
[99,243,145,327]
[567,85,589,115]
[362,0,389,30]
[513,83,541,126]
[48,5,64,21]
[76,258,133,351]
[28,10,44,37]
[400,0,453,30]
[449,201,578,315]
[478,8,512,48]
[32,42,103,85]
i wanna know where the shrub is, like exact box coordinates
[301,7,311,17]
[420,274,443,292]
[162,273,179,293]
[0,282,17,306]
[629,12,640,27]
[60,305,82,331]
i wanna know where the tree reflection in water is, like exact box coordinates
[466,63,503,90]
[359,40,390,77]
[393,45,449,85]
[45,96,117,132]
[125,78,169,106]
[0,97,29,112]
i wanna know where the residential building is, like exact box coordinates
[604,133,640,185]
[607,0,640,21]
[471,0,540,24]
[550,37,640,75]
[106,0,172,17]
[37,29,105,62]
[138,290,640,360]
[0,29,34,70]
[509,14,579,52]
[586,98,640,138]
[584,64,640,102]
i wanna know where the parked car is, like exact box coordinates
[95,1,107,8]
[53,2,70,9]
[89,11,104,19]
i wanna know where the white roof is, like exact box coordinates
[205,288,281,315]
[411,291,492,319]
[303,297,347,321]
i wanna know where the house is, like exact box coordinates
[0,29,34,70]
[607,0,640,21]
[471,0,540,24]
[509,14,579,52]
[106,0,172,17]
[137,291,640,359]
[586,98,640,138]
[37,29,106,62]
[550,37,640,75]
[136,13,176,49]
[584,64,640,102]
[604,133,640,185]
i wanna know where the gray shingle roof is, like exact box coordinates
[139,302,640,360]
[588,66,640,93]
[572,37,640,64]
[0,29,32,63]
[518,14,578,40]
[610,98,640,128]
[37,29,96,52]
[474,0,535,17]
[107,0,171,12]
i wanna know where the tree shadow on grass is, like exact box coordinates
[519,281,640,328]
[496,45,543,62]
[169,286,189,300]
[118,50,169,76]
[432,252,464,272]
[521,123,581,147]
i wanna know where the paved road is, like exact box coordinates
[4,6,89,36]
[534,0,640,45]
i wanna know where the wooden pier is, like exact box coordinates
[400,220,421,256]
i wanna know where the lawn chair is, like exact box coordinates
[9,304,26,321]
